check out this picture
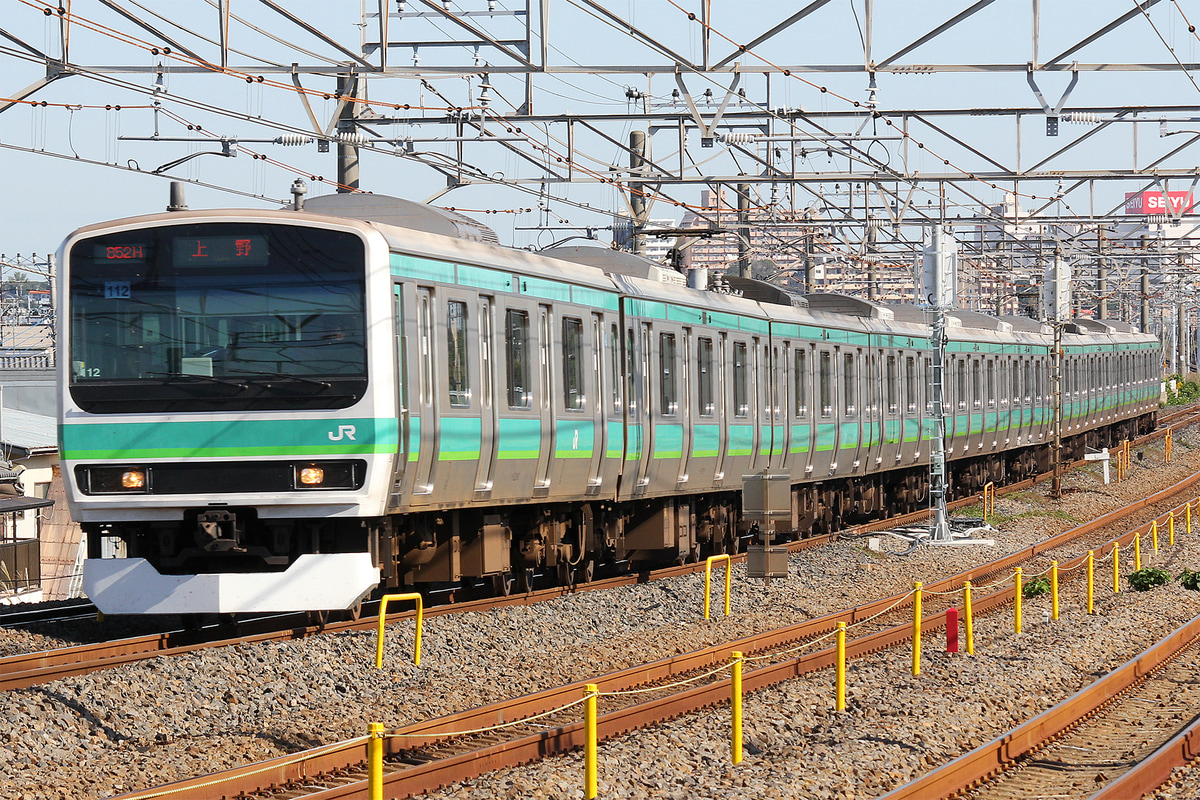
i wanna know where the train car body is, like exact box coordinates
[58,194,1160,615]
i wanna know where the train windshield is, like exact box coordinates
[68,222,368,413]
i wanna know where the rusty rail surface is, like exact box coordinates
[878,616,1200,800]
[107,469,1200,800]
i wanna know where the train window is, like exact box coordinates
[820,351,833,417]
[986,360,995,408]
[972,360,982,409]
[609,324,622,414]
[447,301,470,408]
[698,337,714,417]
[660,332,678,416]
[957,359,967,410]
[794,348,808,417]
[733,341,749,417]
[843,352,856,416]
[1024,361,1033,404]
[905,356,916,413]
[886,354,898,413]
[1012,359,1020,405]
[505,309,530,409]
[562,317,584,411]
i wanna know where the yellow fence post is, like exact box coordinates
[963,582,974,656]
[912,582,922,676]
[1113,543,1120,593]
[1014,568,1023,634]
[981,482,994,518]
[731,652,743,764]
[1152,520,1159,553]
[368,722,384,800]
[1086,551,1095,614]
[835,622,847,711]
[1169,511,1176,547]
[376,593,424,669]
[1188,500,1193,537]
[1051,561,1059,621]
[584,684,598,800]
[704,555,732,620]
[1134,531,1142,571]
[1167,428,1173,463]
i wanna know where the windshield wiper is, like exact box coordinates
[227,370,333,389]
[147,371,248,391]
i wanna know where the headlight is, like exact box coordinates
[121,469,146,489]
[298,466,325,486]
[82,466,149,493]
[293,461,359,490]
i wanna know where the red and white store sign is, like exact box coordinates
[1123,190,1195,215]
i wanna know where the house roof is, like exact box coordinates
[0,407,57,456]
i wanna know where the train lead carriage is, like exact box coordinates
[58,192,1159,615]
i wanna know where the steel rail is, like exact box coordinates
[878,616,1200,800]
[107,467,1200,800]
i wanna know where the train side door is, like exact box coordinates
[534,304,555,497]
[409,286,438,505]
[586,314,607,494]
[391,285,409,504]
[714,333,729,485]
[677,329,693,488]
[474,297,499,499]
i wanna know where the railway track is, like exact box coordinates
[106,468,1200,800]
[5,410,1196,692]
[880,615,1200,800]
[0,599,97,627]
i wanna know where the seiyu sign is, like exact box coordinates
[1124,190,1195,215]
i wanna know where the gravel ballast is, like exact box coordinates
[5,430,1200,800]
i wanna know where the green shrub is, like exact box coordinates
[1164,374,1200,406]
[1023,574,1051,598]
[1178,569,1200,591]
[1127,567,1171,591]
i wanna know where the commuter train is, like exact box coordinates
[59,192,1160,615]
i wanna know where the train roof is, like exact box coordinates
[297,193,498,244]
[538,245,685,285]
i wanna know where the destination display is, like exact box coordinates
[92,244,149,262]
[172,234,269,267]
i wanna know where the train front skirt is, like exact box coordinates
[81,553,379,615]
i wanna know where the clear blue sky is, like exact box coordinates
[2,1,1198,268]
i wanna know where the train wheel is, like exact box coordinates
[557,561,575,588]
[492,572,514,596]
[341,602,363,623]
[519,567,536,594]
[578,559,595,584]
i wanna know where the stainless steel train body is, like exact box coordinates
[59,195,1160,614]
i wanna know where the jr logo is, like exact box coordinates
[329,425,357,441]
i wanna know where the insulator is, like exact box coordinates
[335,132,368,145]
[723,132,759,144]
[1063,112,1101,125]
[274,134,313,146]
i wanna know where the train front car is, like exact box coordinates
[58,209,396,615]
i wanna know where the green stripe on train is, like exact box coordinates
[497,417,542,460]
[556,419,595,459]
[438,417,482,461]
[61,417,399,460]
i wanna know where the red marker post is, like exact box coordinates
[946,607,960,653]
